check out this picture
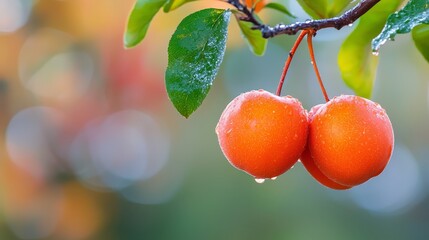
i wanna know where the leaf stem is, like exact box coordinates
[307,30,329,102]
[276,30,308,96]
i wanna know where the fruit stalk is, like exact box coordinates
[307,30,329,102]
[276,30,308,96]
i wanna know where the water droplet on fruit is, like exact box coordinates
[255,178,265,184]
[271,177,277,180]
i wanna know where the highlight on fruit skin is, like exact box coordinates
[307,95,394,188]
[216,89,308,179]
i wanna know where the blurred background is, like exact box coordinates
[1,0,429,239]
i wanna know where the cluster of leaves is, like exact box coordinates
[124,0,429,118]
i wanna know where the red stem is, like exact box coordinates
[307,31,329,102]
[276,30,308,96]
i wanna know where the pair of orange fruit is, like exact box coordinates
[216,90,394,189]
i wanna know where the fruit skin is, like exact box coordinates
[300,104,351,190]
[308,95,394,187]
[300,148,351,190]
[216,89,308,178]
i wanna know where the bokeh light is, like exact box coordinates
[0,0,32,33]
[6,107,63,179]
[68,110,170,191]
[19,28,94,104]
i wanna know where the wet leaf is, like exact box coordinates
[166,8,231,118]
[338,0,402,98]
[124,0,168,48]
[372,0,429,51]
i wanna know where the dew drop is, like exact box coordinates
[255,178,265,184]
[348,23,353,27]
[372,51,379,56]
[271,177,277,180]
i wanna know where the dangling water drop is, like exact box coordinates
[372,51,379,56]
[255,178,265,184]
[271,177,277,180]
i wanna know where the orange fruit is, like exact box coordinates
[216,89,308,179]
[308,95,394,187]
[300,104,351,190]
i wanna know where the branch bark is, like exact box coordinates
[228,0,381,38]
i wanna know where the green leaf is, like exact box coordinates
[166,8,231,118]
[163,0,195,12]
[297,0,352,19]
[338,0,402,98]
[124,0,168,48]
[264,2,296,18]
[235,14,267,56]
[326,0,353,18]
[412,24,429,62]
[297,0,327,19]
[372,0,429,51]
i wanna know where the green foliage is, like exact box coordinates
[373,0,429,51]
[165,8,231,118]
[264,2,296,18]
[338,0,402,98]
[164,0,195,12]
[124,0,168,48]
[124,0,429,115]
[235,13,267,56]
[412,24,429,62]
[297,0,352,19]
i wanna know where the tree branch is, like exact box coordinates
[227,0,381,38]
[227,0,261,26]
